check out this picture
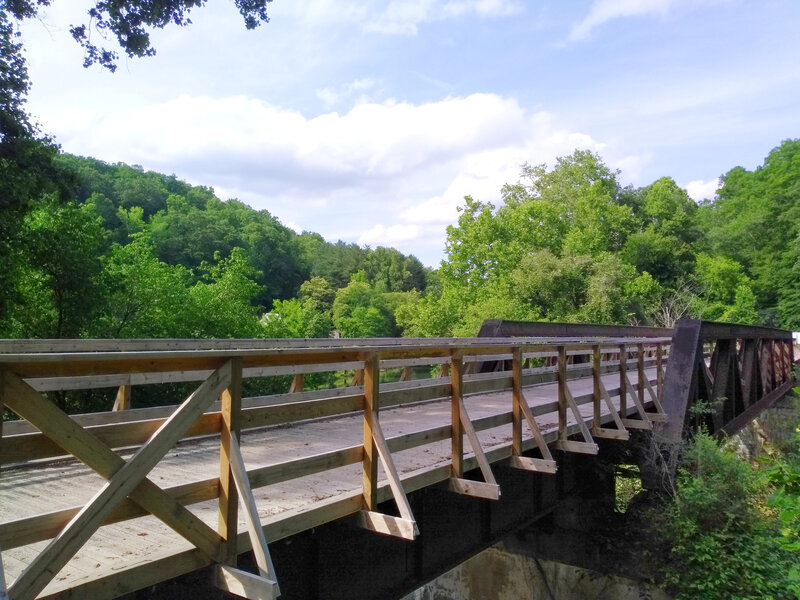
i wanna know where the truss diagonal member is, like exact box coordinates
[621,373,654,430]
[592,378,629,441]
[226,436,280,597]
[449,396,501,500]
[6,362,232,600]
[555,382,599,455]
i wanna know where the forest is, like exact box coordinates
[1,139,799,341]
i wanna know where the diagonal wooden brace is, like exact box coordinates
[593,378,629,441]
[509,348,557,474]
[449,396,501,500]
[225,436,280,597]
[642,376,668,421]
[621,373,653,430]
[7,362,232,600]
[2,372,223,559]
[554,382,598,455]
[358,420,419,540]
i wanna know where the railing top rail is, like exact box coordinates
[0,336,672,379]
[0,335,672,355]
[478,319,673,338]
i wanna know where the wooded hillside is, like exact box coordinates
[1,139,798,341]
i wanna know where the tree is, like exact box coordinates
[698,139,800,320]
[260,298,332,339]
[332,278,393,338]
[94,236,196,338]
[7,0,272,72]
[5,197,106,337]
[189,248,264,338]
[298,276,336,314]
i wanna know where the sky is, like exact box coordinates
[19,0,800,266]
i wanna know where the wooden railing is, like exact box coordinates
[0,336,671,600]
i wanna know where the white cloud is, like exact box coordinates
[685,178,720,202]
[367,0,523,35]
[316,78,377,106]
[359,224,422,245]
[569,0,674,41]
[41,92,605,266]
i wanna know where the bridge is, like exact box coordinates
[0,320,795,600]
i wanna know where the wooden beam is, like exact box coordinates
[592,427,629,441]
[555,384,598,455]
[214,565,279,600]
[557,346,567,441]
[554,440,598,454]
[112,384,131,411]
[510,348,556,473]
[592,345,601,432]
[507,456,557,474]
[637,344,646,410]
[219,357,243,564]
[228,436,279,588]
[642,375,667,418]
[622,373,653,429]
[448,478,500,500]
[511,347,523,457]
[288,374,304,394]
[449,394,501,499]
[451,351,464,478]
[369,420,419,537]
[357,511,417,540]
[0,369,4,468]
[619,343,627,415]
[597,378,627,432]
[459,396,499,487]
[0,542,7,600]
[1,372,223,558]
[7,362,232,600]
[591,350,629,441]
[362,353,380,511]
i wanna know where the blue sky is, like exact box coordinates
[20,0,800,266]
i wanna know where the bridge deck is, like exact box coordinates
[0,367,656,599]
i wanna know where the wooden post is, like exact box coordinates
[451,351,464,478]
[511,347,523,457]
[619,343,627,415]
[592,345,601,431]
[289,374,304,393]
[0,541,6,600]
[351,368,364,387]
[362,353,380,511]
[219,357,243,564]
[0,370,4,461]
[557,346,567,440]
[112,384,131,411]
[637,343,645,408]
[657,344,664,401]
